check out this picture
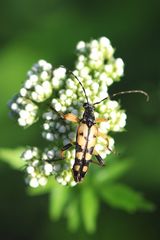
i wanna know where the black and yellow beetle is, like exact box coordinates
[53,70,149,182]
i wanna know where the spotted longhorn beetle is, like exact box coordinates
[52,70,149,182]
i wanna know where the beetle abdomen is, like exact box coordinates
[72,158,89,182]
[72,123,98,182]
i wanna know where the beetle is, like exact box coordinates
[52,70,149,182]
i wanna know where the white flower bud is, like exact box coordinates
[25,103,36,111]
[107,100,118,110]
[53,67,66,79]
[25,79,33,89]
[32,159,39,167]
[35,85,44,95]
[99,122,110,132]
[99,37,110,47]
[18,118,26,126]
[44,163,53,175]
[55,102,62,112]
[43,111,54,120]
[110,111,117,121]
[20,88,27,97]
[90,39,99,48]
[42,80,52,90]
[19,110,30,119]
[60,94,67,101]
[76,61,85,70]
[61,180,67,186]
[11,103,18,111]
[29,178,39,188]
[59,125,66,133]
[66,89,73,97]
[43,123,50,130]
[46,132,54,141]
[27,166,35,174]
[65,174,72,182]
[39,177,47,186]
[56,176,63,183]
[65,98,72,106]
[22,148,36,160]
[30,74,38,83]
[89,49,102,61]
[41,71,49,80]
[31,92,39,101]
[114,59,124,77]
[70,181,77,187]
[38,59,47,67]
[38,60,52,71]
[76,41,86,51]
[105,64,113,74]
[52,77,60,88]
[47,149,55,159]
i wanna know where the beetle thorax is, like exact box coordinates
[82,103,95,127]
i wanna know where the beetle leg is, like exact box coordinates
[50,105,79,123]
[90,150,105,166]
[60,142,75,158]
[46,142,75,163]
[63,113,79,123]
[96,117,108,123]
[97,130,112,152]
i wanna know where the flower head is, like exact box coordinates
[9,37,126,187]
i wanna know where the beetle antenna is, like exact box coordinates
[67,69,89,103]
[93,90,149,105]
[59,65,89,103]
[112,90,149,102]
[93,96,108,105]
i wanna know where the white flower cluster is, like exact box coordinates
[10,37,127,187]
[41,37,126,186]
[54,149,77,187]
[21,147,48,188]
[75,37,124,104]
[76,37,124,82]
[21,146,76,187]
[42,110,75,144]
[9,95,38,127]
[9,60,53,127]
[23,60,53,102]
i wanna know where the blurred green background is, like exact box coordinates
[0,0,160,239]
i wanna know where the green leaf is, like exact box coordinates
[65,197,80,232]
[0,147,24,169]
[100,183,155,213]
[81,186,99,233]
[93,160,132,185]
[49,183,70,220]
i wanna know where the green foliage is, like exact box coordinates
[65,197,80,232]
[81,186,99,233]
[0,147,24,169]
[0,147,155,233]
[49,184,70,220]
[93,157,132,184]
[100,183,155,213]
